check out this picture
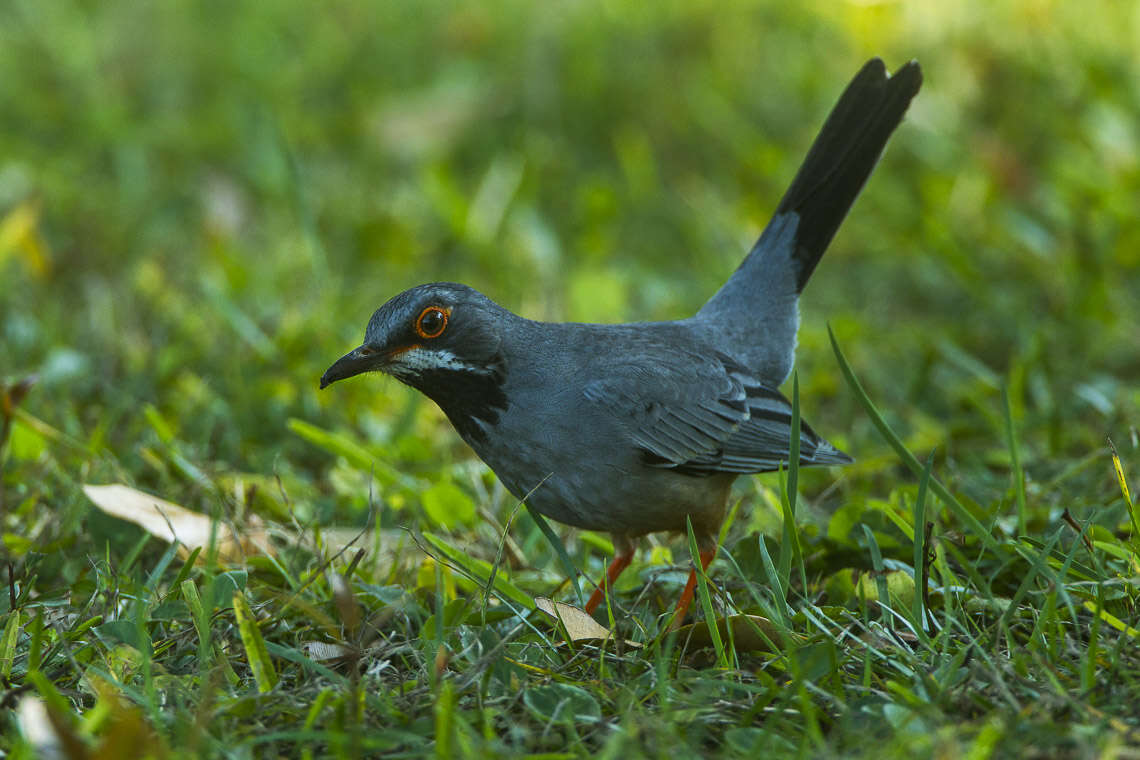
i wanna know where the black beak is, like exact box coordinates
[320,345,379,389]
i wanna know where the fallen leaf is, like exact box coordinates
[534,597,642,647]
[675,614,785,652]
[303,641,354,662]
[329,570,361,634]
[82,483,270,562]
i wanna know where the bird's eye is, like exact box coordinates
[414,306,449,339]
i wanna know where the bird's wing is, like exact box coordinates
[680,363,852,474]
[583,347,750,466]
[583,350,850,475]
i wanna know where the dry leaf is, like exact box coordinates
[675,614,784,652]
[329,570,361,634]
[303,642,354,662]
[534,596,642,647]
[82,483,271,562]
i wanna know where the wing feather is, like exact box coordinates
[583,349,851,475]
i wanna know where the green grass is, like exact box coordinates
[3,0,1140,757]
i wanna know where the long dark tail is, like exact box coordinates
[696,59,921,386]
[778,58,923,293]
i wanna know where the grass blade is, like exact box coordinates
[686,517,728,667]
[860,525,891,629]
[422,532,535,610]
[434,679,456,759]
[828,326,1003,554]
[1002,385,1028,536]
[912,452,934,641]
[233,591,278,693]
[1,609,19,678]
[755,535,790,626]
[1107,437,1139,542]
[182,580,212,665]
[783,373,806,590]
[524,502,584,607]
[787,372,801,517]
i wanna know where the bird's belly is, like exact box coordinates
[469,416,734,537]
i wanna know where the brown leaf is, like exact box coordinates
[82,483,270,563]
[675,614,785,652]
[534,597,641,647]
[329,570,361,635]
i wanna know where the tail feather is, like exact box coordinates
[696,59,921,385]
[777,58,923,292]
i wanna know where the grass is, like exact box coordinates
[3,0,1140,757]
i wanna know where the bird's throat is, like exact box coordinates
[403,366,508,445]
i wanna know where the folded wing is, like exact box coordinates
[584,350,850,476]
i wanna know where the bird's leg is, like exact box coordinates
[584,535,634,615]
[670,545,718,630]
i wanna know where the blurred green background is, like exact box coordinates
[2,0,1138,564]
[4,1,1140,754]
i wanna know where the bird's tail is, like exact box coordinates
[696,59,922,385]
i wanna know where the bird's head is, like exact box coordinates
[320,282,508,391]
[321,283,513,444]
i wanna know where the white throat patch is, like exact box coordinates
[389,347,493,377]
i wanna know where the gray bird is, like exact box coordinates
[321,58,922,624]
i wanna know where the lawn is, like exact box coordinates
[2,0,1139,757]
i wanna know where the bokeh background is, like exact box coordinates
[4,0,1140,754]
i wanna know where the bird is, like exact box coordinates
[321,58,922,626]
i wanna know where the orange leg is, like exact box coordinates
[670,546,718,630]
[584,538,634,615]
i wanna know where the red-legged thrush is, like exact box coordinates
[322,59,922,625]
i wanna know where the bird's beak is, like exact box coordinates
[320,345,380,389]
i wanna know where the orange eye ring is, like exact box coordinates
[414,306,449,339]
